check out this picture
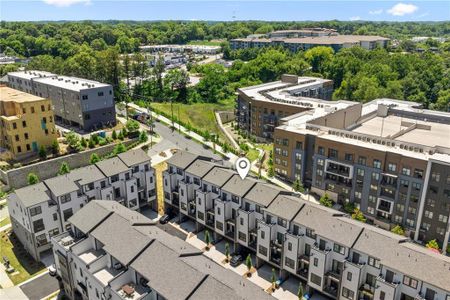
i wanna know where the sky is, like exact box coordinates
[1,1,449,22]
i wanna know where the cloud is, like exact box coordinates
[43,0,91,7]
[369,9,383,15]
[387,3,418,16]
[349,16,361,21]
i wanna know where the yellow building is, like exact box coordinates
[1,86,58,159]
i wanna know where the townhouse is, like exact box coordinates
[0,86,58,159]
[161,151,450,300]
[51,200,275,300]
[7,70,116,131]
[272,97,450,250]
[7,148,156,261]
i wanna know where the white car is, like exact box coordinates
[48,264,57,277]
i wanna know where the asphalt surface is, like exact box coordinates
[149,120,223,160]
[20,273,59,300]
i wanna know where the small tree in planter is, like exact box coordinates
[224,242,230,262]
[426,239,440,251]
[271,268,277,291]
[204,230,211,251]
[111,130,117,140]
[90,153,100,164]
[58,162,70,175]
[293,179,305,193]
[297,282,304,300]
[245,254,253,277]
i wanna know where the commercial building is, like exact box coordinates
[236,74,335,141]
[273,98,450,250]
[51,200,274,300]
[268,28,339,39]
[230,33,389,52]
[7,71,116,131]
[7,149,156,261]
[140,44,222,55]
[162,151,450,300]
[0,86,57,159]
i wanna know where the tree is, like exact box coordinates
[352,208,366,222]
[293,179,304,193]
[153,54,165,99]
[304,46,334,73]
[51,140,59,155]
[245,254,253,274]
[126,119,140,133]
[225,242,230,262]
[297,282,304,300]
[111,130,117,140]
[426,239,440,250]
[319,193,333,207]
[27,173,39,185]
[88,138,95,149]
[139,130,148,143]
[391,225,405,236]
[58,162,70,175]
[271,268,277,290]
[65,131,79,149]
[118,131,124,141]
[80,137,87,148]
[90,153,100,164]
[38,145,47,159]
[204,230,211,250]
[113,143,127,155]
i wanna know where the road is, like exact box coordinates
[20,273,59,300]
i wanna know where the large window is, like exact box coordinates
[342,287,354,300]
[259,245,267,256]
[285,257,295,269]
[30,206,42,217]
[368,256,380,268]
[333,243,345,255]
[63,208,73,222]
[33,219,45,232]
[310,273,322,286]
[403,275,418,289]
[60,194,71,204]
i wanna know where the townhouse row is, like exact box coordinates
[162,150,450,300]
[8,148,156,261]
[51,200,274,300]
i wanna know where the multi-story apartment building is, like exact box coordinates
[51,200,274,300]
[236,74,336,141]
[268,28,338,38]
[7,71,116,131]
[7,149,156,261]
[230,34,389,52]
[273,98,450,250]
[162,151,450,300]
[0,86,57,159]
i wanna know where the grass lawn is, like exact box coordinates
[151,102,233,143]
[187,40,223,46]
[0,216,10,228]
[246,148,260,162]
[0,230,46,285]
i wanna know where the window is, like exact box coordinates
[424,210,433,219]
[431,172,440,182]
[82,95,88,100]
[98,91,104,96]
[358,156,367,165]
[403,275,418,289]
[400,179,409,188]
[347,272,352,281]
[33,219,45,232]
[388,163,397,172]
[22,121,27,128]
[215,221,223,231]
[333,243,345,255]
[355,191,362,199]
[259,245,267,256]
[310,273,321,286]
[30,206,42,216]
[15,135,19,141]
[439,214,448,223]
[60,194,71,204]
[357,168,365,177]
[412,182,421,191]
[373,159,381,169]
[31,107,35,113]
[288,242,292,251]
[372,172,380,181]
[260,231,265,239]
[345,153,353,162]
[318,146,325,155]
[414,169,424,178]
[342,287,354,300]
[317,158,324,167]
[313,257,318,267]
[48,228,60,237]
[36,233,48,246]
[368,256,380,268]
[63,208,73,222]
[238,232,246,242]
[111,175,119,183]
[402,167,411,176]
[328,148,338,158]
[53,213,57,221]
[285,257,295,268]
[277,218,287,228]
[41,105,45,112]
[295,141,303,149]
[12,122,17,129]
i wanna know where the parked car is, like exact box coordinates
[159,214,171,224]
[48,264,57,277]
[229,254,243,267]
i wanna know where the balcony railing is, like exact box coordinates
[326,270,341,282]
[377,276,400,288]
[323,285,338,297]
[297,267,308,279]
[359,284,375,297]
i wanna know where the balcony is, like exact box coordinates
[326,270,341,282]
[114,283,150,300]
[325,160,353,179]
[297,267,309,279]
[323,285,338,297]
[93,266,122,287]
[376,275,399,288]
[188,201,196,218]
[414,294,426,300]
[359,284,375,298]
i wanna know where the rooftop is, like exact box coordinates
[8,70,55,80]
[96,157,129,177]
[184,159,216,178]
[33,75,110,91]
[202,166,235,187]
[0,86,47,103]
[233,35,389,45]
[220,174,257,197]
[166,151,199,170]
[265,194,304,221]
[11,182,51,208]
[117,148,150,167]
[243,182,284,207]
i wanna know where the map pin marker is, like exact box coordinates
[236,157,250,180]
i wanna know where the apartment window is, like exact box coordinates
[424,210,433,219]
[403,275,418,289]
[131,186,135,193]
[402,167,411,176]
[316,169,323,176]
[422,222,431,231]
[260,231,265,239]
[318,146,325,155]
[306,228,316,239]
[368,256,380,268]
[439,214,448,223]
[333,243,345,255]
[342,287,354,300]
[111,175,119,183]
[26,144,30,151]
[12,122,17,129]
[259,245,268,256]
[53,213,57,221]
[197,212,204,220]
[295,141,303,150]
[328,148,338,158]
[22,120,27,128]
[388,163,397,172]
[373,159,381,169]
[414,169,424,178]
[436,227,445,235]
[285,257,295,269]
[33,219,45,232]
[287,242,292,251]
[63,208,73,222]
[406,218,415,227]
[344,153,353,162]
[412,182,421,191]
[36,233,48,246]
[394,215,403,223]
[60,194,71,204]
[372,172,380,181]
[356,168,365,177]
[431,172,440,182]
[313,257,318,267]
[277,218,287,228]
[358,156,367,165]
[396,204,404,212]
[282,150,288,157]
[40,105,45,112]
[347,272,352,281]
[30,206,42,216]
[238,232,246,242]
[31,107,35,113]
[15,135,19,141]
[295,152,302,161]
[48,228,60,237]
[98,91,104,96]
[100,181,106,188]
[22,107,25,113]
[275,148,281,155]
[317,158,324,167]
[310,273,321,286]
[355,191,362,199]
[82,95,88,100]
[400,179,409,188]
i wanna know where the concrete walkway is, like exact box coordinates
[0,263,14,288]
[214,111,239,150]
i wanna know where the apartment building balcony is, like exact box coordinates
[113,283,149,300]
[225,218,236,240]
[270,240,283,266]
[380,174,398,188]
[414,294,426,300]
[297,266,309,279]
[323,284,338,298]
[325,173,353,187]
[206,209,215,227]
[376,275,399,291]
[359,283,375,299]
[326,269,341,282]
[325,160,353,179]
[172,190,179,207]
[188,200,196,218]
[249,231,257,250]
[93,265,122,287]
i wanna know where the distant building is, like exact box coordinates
[140,44,222,55]
[236,75,334,140]
[7,148,156,261]
[7,71,116,131]
[230,29,389,52]
[0,86,57,159]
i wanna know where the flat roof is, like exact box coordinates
[0,86,47,103]
[233,35,389,45]
[33,75,109,92]
[8,70,55,80]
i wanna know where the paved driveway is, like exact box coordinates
[20,273,59,300]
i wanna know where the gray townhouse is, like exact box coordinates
[161,151,450,300]
[51,200,275,300]
[7,149,156,261]
[7,70,116,131]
